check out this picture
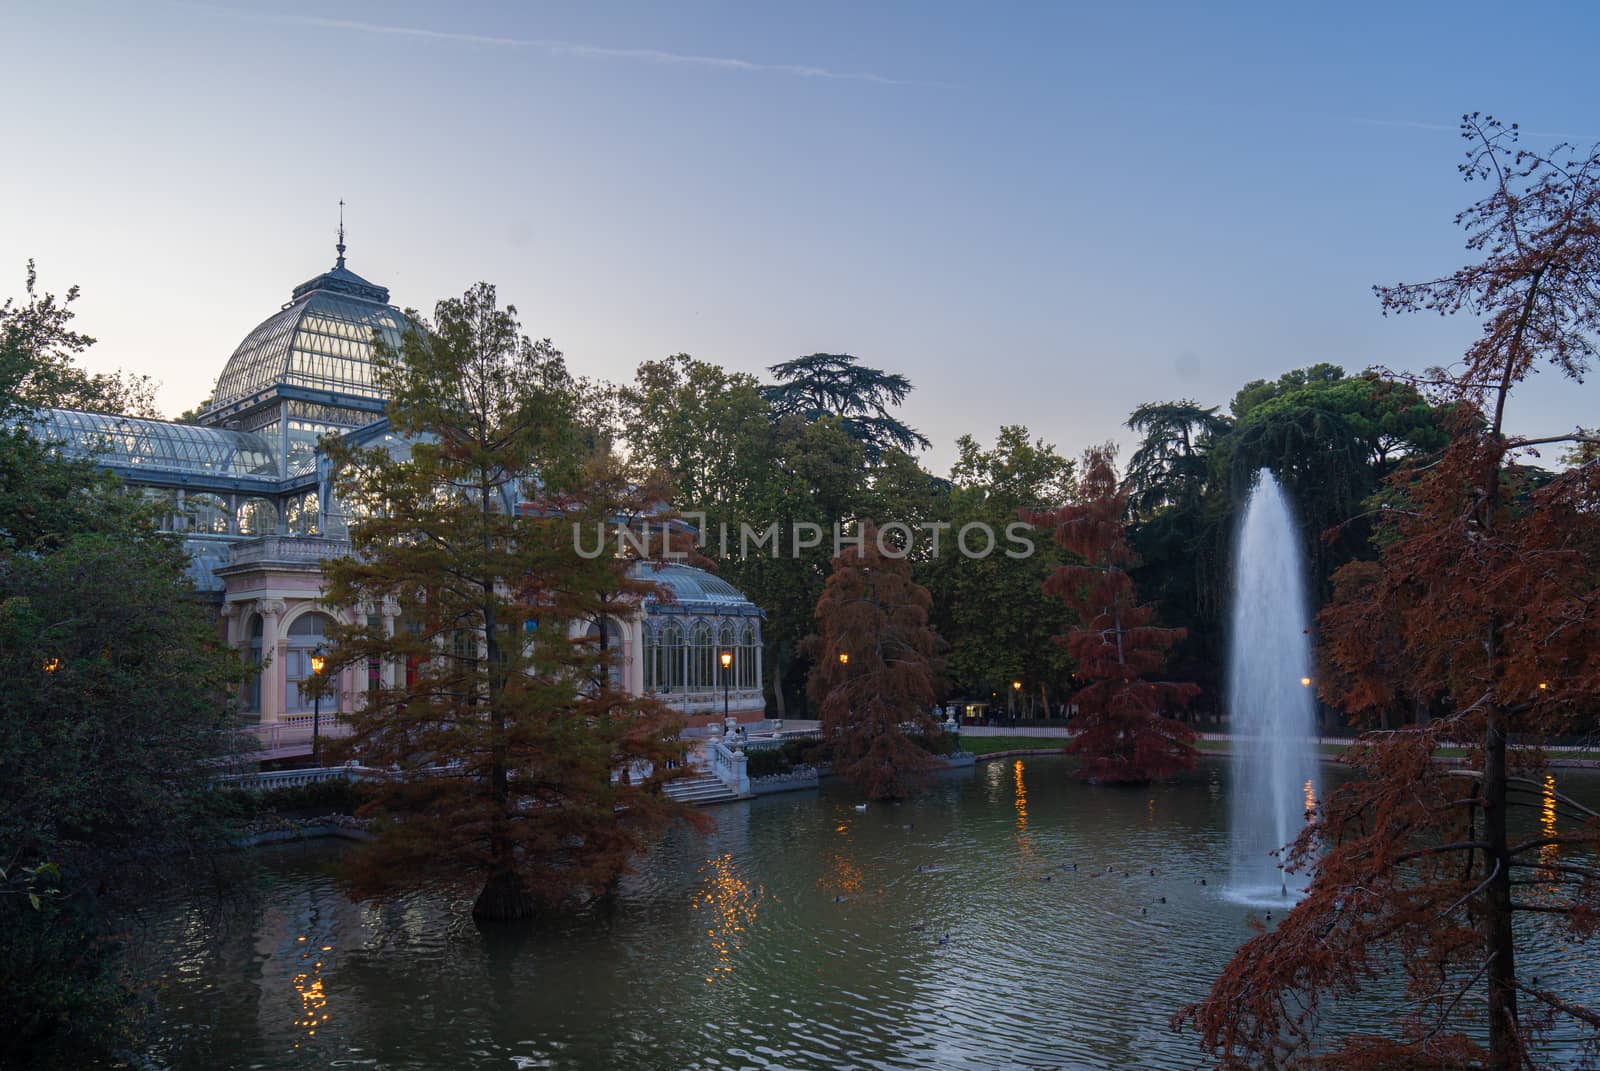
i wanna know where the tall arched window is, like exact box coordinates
[717,621,736,689]
[658,621,685,693]
[689,620,714,693]
[285,612,333,713]
[739,622,759,689]
[584,619,626,687]
[641,623,657,691]
[245,614,264,712]
[237,496,278,536]
[187,492,231,534]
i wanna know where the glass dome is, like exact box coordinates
[632,562,760,613]
[28,408,279,480]
[208,258,413,410]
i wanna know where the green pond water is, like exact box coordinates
[139,757,1600,1070]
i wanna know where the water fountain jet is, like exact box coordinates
[1226,469,1320,907]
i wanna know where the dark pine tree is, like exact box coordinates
[763,353,931,462]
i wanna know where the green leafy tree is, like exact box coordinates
[322,284,695,920]
[923,426,1076,711]
[0,263,241,1068]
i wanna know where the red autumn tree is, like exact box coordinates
[1025,447,1198,783]
[805,523,947,800]
[1178,116,1600,1070]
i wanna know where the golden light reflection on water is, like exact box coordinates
[1539,774,1560,871]
[289,936,331,1046]
[1304,779,1316,815]
[1013,760,1034,860]
[691,853,763,985]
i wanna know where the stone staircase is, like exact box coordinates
[663,769,741,806]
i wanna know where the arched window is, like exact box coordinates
[689,620,714,693]
[245,614,264,712]
[186,492,231,534]
[739,622,759,689]
[237,496,278,536]
[658,621,685,693]
[717,621,736,687]
[641,623,657,691]
[284,490,320,535]
[584,619,626,687]
[285,612,332,713]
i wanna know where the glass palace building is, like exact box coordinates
[28,245,765,728]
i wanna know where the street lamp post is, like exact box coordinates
[1012,679,1022,729]
[309,646,327,764]
[720,649,734,738]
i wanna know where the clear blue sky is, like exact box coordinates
[5,1,1598,471]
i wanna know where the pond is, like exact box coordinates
[142,757,1600,1069]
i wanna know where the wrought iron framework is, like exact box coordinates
[28,407,279,481]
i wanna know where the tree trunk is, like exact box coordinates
[1482,706,1522,1069]
[771,648,787,720]
[473,870,535,921]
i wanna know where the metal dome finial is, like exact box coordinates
[336,199,347,268]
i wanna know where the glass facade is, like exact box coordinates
[21,251,768,726]
[28,408,278,480]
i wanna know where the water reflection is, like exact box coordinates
[1540,774,1561,873]
[1013,760,1029,838]
[138,759,1600,1071]
[691,852,762,984]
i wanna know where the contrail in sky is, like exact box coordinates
[188,5,921,86]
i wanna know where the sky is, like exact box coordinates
[4,1,1599,473]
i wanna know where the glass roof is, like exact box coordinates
[208,260,414,411]
[29,408,280,480]
[632,562,758,611]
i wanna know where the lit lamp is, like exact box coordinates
[1011,679,1022,728]
[309,647,327,764]
[720,649,735,737]
[42,657,61,673]
[1300,676,1312,688]
[838,651,849,666]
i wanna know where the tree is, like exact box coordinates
[1124,399,1231,516]
[1180,115,1600,1070]
[923,426,1076,709]
[763,353,931,461]
[1026,448,1198,782]
[0,263,241,1068]
[0,260,157,420]
[322,283,696,920]
[804,523,946,799]
[1124,373,1447,718]
[618,354,774,510]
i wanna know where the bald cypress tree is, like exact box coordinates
[805,524,946,800]
[322,283,695,920]
[1026,448,1198,783]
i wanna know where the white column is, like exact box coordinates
[257,598,286,723]
[379,596,401,689]
[221,600,244,646]
[627,615,644,696]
